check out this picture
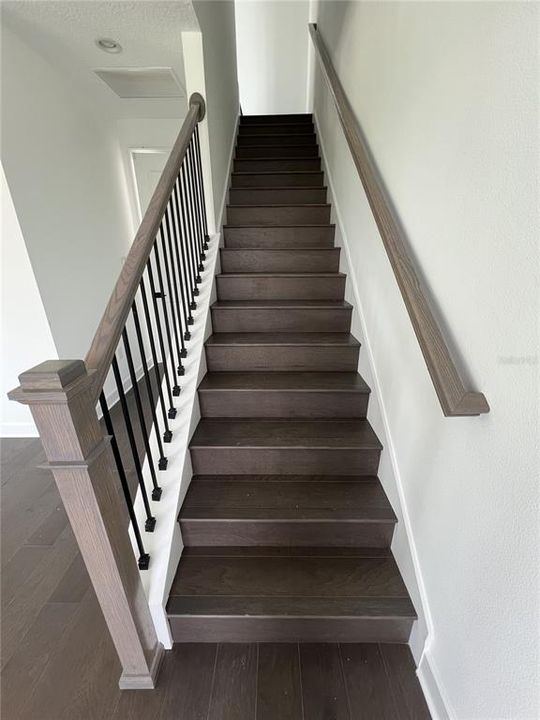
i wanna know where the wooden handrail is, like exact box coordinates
[85,93,206,401]
[309,24,489,417]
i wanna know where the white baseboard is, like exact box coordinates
[314,110,451,719]
[418,649,455,720]
[1,421,38,437]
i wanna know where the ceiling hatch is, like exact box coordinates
[94,67,184,98]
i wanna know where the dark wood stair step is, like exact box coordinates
[239,123,315,135]
[211,299,352,332]
[167,550,415,642]
[229,186,327,205]
[227,204,331,226]
[236,145,319,158]
[198,371,369,417]
[231,171,324,188]
[237,133,317,146]
[240,113,313,124]
[179,477,395,547]
[223,225,335,248]
[189,418,381,475]
[220,247,339,273]
[216,272,345,300]
[234,158,321,172]
[205,332,360,372]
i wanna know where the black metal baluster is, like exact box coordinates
[111,356,156,532]
[122,328,162,501]
[146,256,177,429]
[139,275,174,441]
[170,181,194,336]
[181,162,202,287]
[131,299,168,470]
[194,125,210,249]
[185,146,204,273]
[187,140,206,262]
[99,392,150,569]
[174,177,198,307]
[161,210,187,365]
[152,244,180,397]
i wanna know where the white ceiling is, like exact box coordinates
[1,0,200,120]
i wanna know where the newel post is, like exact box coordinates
[9,360,164,689]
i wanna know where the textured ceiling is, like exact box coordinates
[1,1,200,119]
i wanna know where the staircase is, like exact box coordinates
[167,113,416,643]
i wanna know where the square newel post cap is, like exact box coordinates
[9,360,91,405]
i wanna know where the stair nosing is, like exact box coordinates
[223,224,336,229]
[234,157,321,161]
[217,272,345,277]
[229,185,327,191]
[227,203,330,208]
[232,171,323,175]
[220,247,338,252]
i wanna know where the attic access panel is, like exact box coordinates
[94,67,184,98]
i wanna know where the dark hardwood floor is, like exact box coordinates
[1,433,430,718]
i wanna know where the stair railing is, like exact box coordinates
[8,93,209,688]
[309,24,489,417]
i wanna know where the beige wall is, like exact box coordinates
[313,2,539,718]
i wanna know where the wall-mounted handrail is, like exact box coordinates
[85,93,206,401]
[308,23,489,417]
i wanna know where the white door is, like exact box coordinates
[131,150,169,220]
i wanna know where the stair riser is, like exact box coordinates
[180,520,393,547]
[237,134,316,146]
[241,115,313,125]
[229,187,327,205]
[211,306,351,332]
[190,448,379,475]
[220,249,339,273]
[231,172,324,188]
[217,275,345,300]
[236,145,319,159]
[234,159,321,172]
[199,390,368,418]
[227,205,331,226]
[206,346,359,372]
[170,617,412,643]
[224,225,335,248]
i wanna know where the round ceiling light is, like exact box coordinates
[95,38,122,54]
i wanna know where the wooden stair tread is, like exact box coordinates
[223,224,335,229]
[216,272,345,278]
[228,203,330,208]
[190,419,381,449]
[198,371,369,392]
[220,247,337,252]
[211,300,351,308]
[184,474,383,484]
[205,332,359,346]
[180,477,395,518]
[232,171,323,176]
[168,552,411,601]
[181,545,393,557]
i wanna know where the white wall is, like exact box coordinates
[1,165,59,436]
[235,0,309,115]
[193,0,239,225]
[312,2,539,719]
[1,20,133,361]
